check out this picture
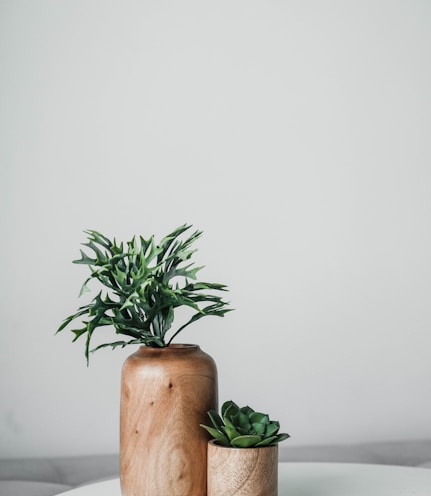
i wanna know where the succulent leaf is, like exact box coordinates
[223,425,243,441]
[233,411,251,432]
[251,422,266,435]
[207,410,224,431]
[201,400,290,448]
[231,435,263,448]
[200,425,229,446]
[249,412,270,425]
[255,436,279,447]
[222,401,239,418]
[265,422,280,437]
[240,406,255,416]
[276,433,291,442]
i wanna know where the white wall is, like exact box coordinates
[1,0,430,458]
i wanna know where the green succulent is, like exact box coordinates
[201,400,290,448]
[56,224,232,362]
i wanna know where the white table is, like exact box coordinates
[56,462,431,495]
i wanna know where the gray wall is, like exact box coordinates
[1,0,430,457]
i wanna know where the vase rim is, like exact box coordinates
[138,343,200,352]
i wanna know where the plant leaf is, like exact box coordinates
[255,436,278,447]
[200,425,230,446]
[276,433,291,442]
[249,412,270,425]
[231,435,262,448]
[56,224,232,359]
[265,422,280,438]
[222,401,240,418]
[207,410,225,431]
[251,422,266,435]
[223,424,241,441]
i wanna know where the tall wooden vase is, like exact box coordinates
[120,344,218,496]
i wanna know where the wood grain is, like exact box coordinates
[120,344,217,496]
[207,441,278,496]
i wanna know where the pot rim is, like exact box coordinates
[208,439,278,451]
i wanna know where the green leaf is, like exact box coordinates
[119,292,139,311]
[73,249,96,265]
[255,436,278,447]
[240,405,255,416]
[157,224,192,264]
[200,425,229,446]
[55,306,89,333]
[235,426,249,436]
[276,433,290,443]
[78,280,91,297]
[71,328,87,341]
[204,400,290,448]
[143,335,165,347]
[265,422,280,438]
[84,230,113,251]
[186,282,229,292]
[82,240,107,264]
[90,339,141,353]
[222,401,240,419]
[231,435,262,448]
[249,412,270,425]
[56,224,232,359]
[251,422,266,435]
[223,425,243,441]
[207,410,225,431]
[233,411,251,431]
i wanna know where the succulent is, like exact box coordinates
[56,224,232,361]
[201,400,290,448]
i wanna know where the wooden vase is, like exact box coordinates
[207,440,278,496]
[120,344,218,496]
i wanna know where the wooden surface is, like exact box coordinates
[207,441,278,496]
[120,344,217,496]
[56,464,431,495]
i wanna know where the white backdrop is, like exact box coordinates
[1,0,430,458]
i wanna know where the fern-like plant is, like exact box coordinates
[201,400,290,448]
[56,224,231,361]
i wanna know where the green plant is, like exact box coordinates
[56,224,231,361]
[201,400,290,448]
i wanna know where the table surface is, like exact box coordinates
[56,462,431,496]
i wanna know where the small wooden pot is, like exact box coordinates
[207,440,278,496]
